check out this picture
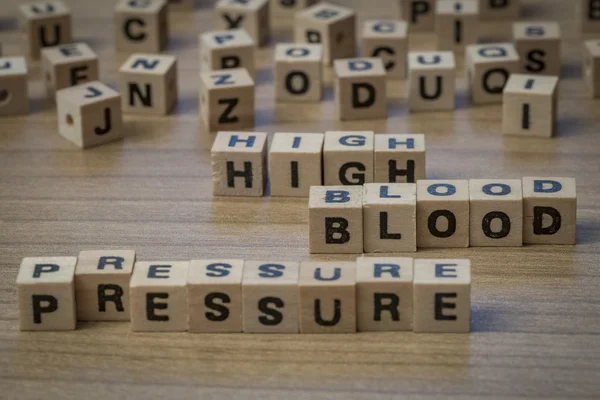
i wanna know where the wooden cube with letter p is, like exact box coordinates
[523,177,577,245]
[398,0,436,32]
[214,0,270,47]
[0,57,29,117]
[408,51,456,111]
[275,43,323,102]
[334,58,387,121]
[200,29,256,77]
[119,53,178,115]
[478,0,519,19]
[56,81,123,149]
[374,134,426,184]
[17,257,77,331]
[323,131,374,186]
[435,0,479,54]
[41,43,99,100]
[466,43,519,105]
[413,259,470,333]
[513,22,561,76]
[583,40,600,98]
[19,1,72,60]
[130,261,189,332]
[115,0,168,53]
[361,20,408,79]
[211,131,267,197]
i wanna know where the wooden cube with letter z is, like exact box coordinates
[115,0,168,53]
[466,43,519,105]
[324,131,374,186]
[41,43,99,100]
[19,1,72,60]
[513,22,561,76]
[413,259,470,333]
[215,0,270,47]
[17,257,77,331]
[374,134,426,184]
[119,53,178,115]
[0,57,29,117]
[398,0,436,32]
[211,131,268,197]
[200,29,256,77]
[408,51,456,112]
[200,68,255,132]
[56,81,123,149]
[275,43,323,102]
[361,20,408,79]
[523,177,577,245]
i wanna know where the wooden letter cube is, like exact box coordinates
[413,259,471,333]
[502,74,558,138]
[478,0,519,19]
[270,0,317,21]
[119,53,178,115]
[513,22,561,76]
[356,256,413,332]
[583,40,600,97]
[361,20,408,79]
[74,250,136,321]
[466,43,519,105]
[323,130,374,186]
[334,58,387,121]
[200,29,256,77]
[188,259,244,333]
[295,2,356,66]
[523,177,577,245]
[168,0,195,11]
[374,134,426,184]
[17,257,76,331]
[130,261,189,332]
[211,131,268,197]
[435,0,479,54]
[242,261,300,333]
[200,68,255,132]
[299,261,356,333]
[56,81,123,149]
[399,0,436,32]
[363,183,417,253]
[215,0,270,47]
[417,180,470,248]
[115,0,168,53]
[19,1,72,60]
[269,132,324,197]
[41,43,99,100]
[579,0,600,32]
[0,57,29,117]
[309,186,364,254]
[275,43,323,102]
[469,179,523,247]
[408,51,456,111]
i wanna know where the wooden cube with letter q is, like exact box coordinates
[275,43,323,102]
[200,68,255,132]
[374,134,426,184]
[466,43,519,105]
[513,22,561,76]
[115,0,168,53]
[19,1,72,60]
[214,0,270,47]
[200,29,256,77]
[334,58,387,121]
[398,0,436,32]
[408,51,456,112]
[211,131,268,197]
[0,57,29,117]
[41,43,99,100]
[361,20,408,79]
[323,131,374,186]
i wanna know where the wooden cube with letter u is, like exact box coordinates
[115,0,168,53]
[19,1,72,60]
[408,51,456,112]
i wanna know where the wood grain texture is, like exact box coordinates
[1,0,600,398]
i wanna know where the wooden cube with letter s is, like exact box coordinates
[115,0,168,53]
[215,0,270,47]
[513,21,561,76]
[435,0,479,54]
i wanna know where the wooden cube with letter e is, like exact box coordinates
[200,29,256,77]
[361,20,408,79]
[275,43,323,102]
[513,22,561,76]
[435,0,479,54]
[115,0,168,53]
[466,43,519,105]
[19,1,72,60]
[408,51,456,111]
[323,131,374,186]
[374,134,426,184]
[215,0,270,47]
[478,0,519,19]
[0,57,29,117]
[41,43,99,100]
[398,0,436,32]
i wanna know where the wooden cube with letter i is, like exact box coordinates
[115,0,168,53]
[215,0,270,47]
[435,0,479,54]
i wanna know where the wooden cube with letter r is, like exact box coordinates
[200,29,256,77]
[374,134,426,183]
[215,0,270,47]
[41,43,99,100]
[19,1,72,60]
[361,20,408,79]
[435,0,479,54]
[115,0,168,53]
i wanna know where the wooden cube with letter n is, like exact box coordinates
[0,57,29,117]
[363,183,417,253]
[398,0,436,32]
[502,74,558,138]
[374,134,426,184]
[200,68,255,132]
[41,43,99,100]
[469,179,523,247]
[115,0,168,53]
[334,58,387,121]
[19,1,72,60]
[513,22,561,76]
[523,177,577,245]
[309,186,363,254]
[56,81,123,149]
[583,40,600,98]
[119,53,178,115]
[435,0,479,54]
[413,259,470,333]
[200,29,256,77]
[17,257,77,331]
[478,0,519,19]
[580,0,600,33]
[466,43,519,105]
[215,0,270,47]
[211,131,268,197]
[361,20,408,79]
[408,51,456,111]
[275,43,323,102]
[323,131,374,186]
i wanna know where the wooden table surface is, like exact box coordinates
[1,0,600,398]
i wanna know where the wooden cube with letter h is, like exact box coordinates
[200,29,256,77]
[584,40,600,97]
[466,43,519,105]
[398,0,436,32]
[334,58,387,121]
[513,22,561,76]
[374,134,426,184]
[275,43,323,102]
[119,53,178,115]
[115,0,168,53]
[309,186,364,254]
[435,0,479,54]
[200,68,255,132]
[408,51,456,111]
[41,43,99,100]
[215,0,270,47]
[413,259,470,333]
[211,131,268,197]
[0,57,29,117]
[361,20,408,79]
[19,1,72,60]
[478,0,519,19]
[56,81,123,149]
[523,177,577,245]
[324,131,374,186]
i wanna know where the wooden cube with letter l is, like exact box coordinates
[17,257,77,331]
[214,0,270,47]
[0,57,29,117]
[469,179,523,247]
[374,134,426,184]
[413,259,470,333]
[119,53,178,115]
[478,0,519,19]
[323,131,374,186]
[363,183,417,253]
[275,43,323,102]
[200,68,255,132]
[408,51,456,111]
[309,186,364,254]
[41,43,99,100]
[334,58,387,121]
[513,22,561,76]
[398,0,436,32]
[435,0,479,54]
[200,29,256,77]
[580,0,600,33]
[583,39,600,98]
[522,177,577,245]
[56,81,123,149]
[295,2,356,66]
[115,0,168,53]
[211,131,268,197]
[19,1,72,60]
[361,20,408,79]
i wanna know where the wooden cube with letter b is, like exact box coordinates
[398,0,436,32]
[200,29,256,77]
[408,51,456,111]
[214,0,270,47]
[435,0,479,54]
[466,43,519,104]
[275,43,323,102]
[374,134,426,183]
[0,57,29,117]
[211,131,268,197]
[478,0,519,19]
[56,81,123,149]
[523,177,577,245]
[513,22,561,76]
[19,1,72,60]
[323,131,374,186]
[363,183,417,253]
[334,58,387,121]
[41,43,99,100]
[361,20,408,79]
[413,259,470,333]
[119,53,178,115]
[115,0,168,53]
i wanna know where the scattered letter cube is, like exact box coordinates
[408,51,456,111]
[478,0,519,19]
[41,43,99,100]
[168,0,195,11]
[0,57,29,117]
[323,130,374,186]
[580,0,600,32]
[270,0,317,21]
[215,0,270,47]
[513,21,561,76]
[115,0,168,53]
[275,43,323,102]
[200,29,256,77]
[361,20,408,79]
[374,133,426,184]
[399,0,436,32]
[19,1,72,60]
[435,0,479,54]
[583,39,600,97]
